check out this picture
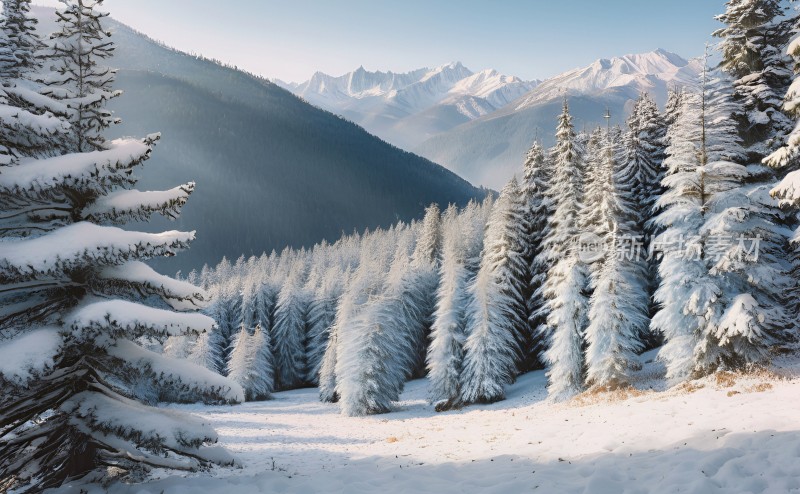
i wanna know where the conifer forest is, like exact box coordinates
[2,0,800,492]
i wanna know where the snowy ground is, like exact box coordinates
[67,350,800,493]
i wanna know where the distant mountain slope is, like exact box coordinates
[414,50,701,188]
[279,63,539,150]
[33,7,486,273]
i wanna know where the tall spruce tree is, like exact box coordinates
[539,100,589,401]
[0,2,241,489]
[43,0,121,153]
[0,0,69,163]
[460,179,526,405]
[272,262,309,390]
[654,61,790,382]
[714,0,793,161]
[584,138,649,388]
[409,204,442,378]
[519,141,553,370]
[305,266,346,384]
[619,93,667,346]
[426,201,487,410]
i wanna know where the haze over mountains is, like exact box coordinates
[285,50,702,188]
[32,7,486,273]
[277,63,539,150]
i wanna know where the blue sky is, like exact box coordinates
[35,1,723,82]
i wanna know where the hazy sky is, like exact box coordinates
[33,1,723,83]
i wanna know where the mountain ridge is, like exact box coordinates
[278,62,540,149]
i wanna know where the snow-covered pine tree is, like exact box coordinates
[409,203,442,378]
[337,235,429,416]
[619,93,667,235]
[539,100,589,401]
[618,93,667,347]
[317,322,340,403]
[305,265,346,384]
[519,142,553,371]
[764,5,800,323]
[272,261,310,390]
[580,128,605,230]
[226,326,252,395]
[714,0,793,162]
[226,324,273,401]
[0,0,43,78]
[655,62,790,382]
[664,87,686,130]
[249,323,274,400]
[43,0,121,153]
[204,279,242,365]
[695,71,790,372]
[332,251,391,415]
[319,246,381,404]
[460,179,525,405]
[580,127,614,282]
[584,138,650,388]
[765,4,800,171]
[652,88,718,382]
[0,0,69,164]
[426,201,487,410]
[0,3,241,488]
[187,324,226,374]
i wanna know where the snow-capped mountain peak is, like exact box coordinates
[276,62,538,147]
[515,49,701,109]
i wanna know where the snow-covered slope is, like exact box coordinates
[64,349,800,493]
[416,49,702,188]
[279,63,539,149]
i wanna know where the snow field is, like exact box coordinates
[68,351,800,493]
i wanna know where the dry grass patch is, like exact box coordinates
[715,371,737,388]
[744,382,773,393]
[573,383,650,406]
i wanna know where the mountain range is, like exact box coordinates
[283,50,702,189]
[277,63,539,150]
[32,7,486,274]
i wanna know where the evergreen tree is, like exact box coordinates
[584,138,650,388]
[205,279,242,365]
[697,71,790,372]
[652,89,717,382]
[272,264,309,390]
[426,201,486,410]
[187,326,226,375]
[655,64,790,382]
[714,0,793,161]
[0,0,43,78]
[249,323,275,401]
[0,0,69,164]
[617,94,667,347]
[619,93,667,236]
[226,326,252,394]
[519,141,553,371]
[0,4,240,488]
[305,266,346,384]
[226,324,273,401]
[409,204,442,378]
[539,100,589,401]
[43,0,121,152]
[333,255,390,415]
[460,180,526,405]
